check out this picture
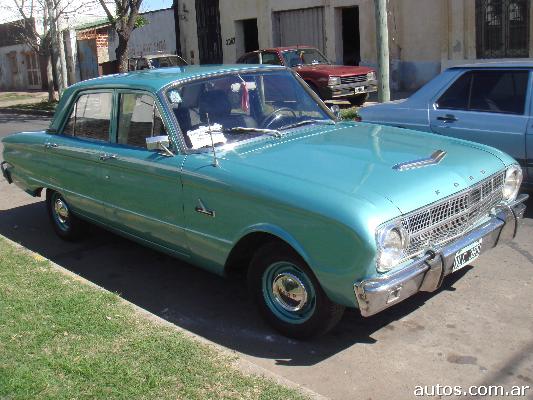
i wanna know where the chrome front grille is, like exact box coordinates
[400,172,505,258]
[340,74,367,85]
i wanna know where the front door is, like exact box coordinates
[429,69,529,174]
[99,90,189,256]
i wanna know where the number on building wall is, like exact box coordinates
[225,37,235,46]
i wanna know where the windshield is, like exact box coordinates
[166,69,333,150]
[281,48,330,67]
[150,56,187,68]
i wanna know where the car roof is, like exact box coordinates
[69,64,286,93]
[49,64,286,132]
[244,46,317,54]
[449,61,533,69]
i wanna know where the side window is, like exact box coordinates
[63,92,112,141]
[243,53,259,64]
[117,93,167,148]
[137,58,149,70]
[436,72,472,110]
[469,70,528,114]
[261,52,282,66]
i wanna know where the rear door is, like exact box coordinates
[98,90,189,256]
[44,90,112,220]
[429,69,529,171]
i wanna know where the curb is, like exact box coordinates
[0,108,54,117]
[0,234,328,400]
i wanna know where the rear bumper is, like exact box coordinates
[1,161,12,184]
[321,80,378,100]
[354,194,529,317]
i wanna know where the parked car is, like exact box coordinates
[358,62,533,190]
[237,46,377,106]
[128,53,188,71]
[1,65,528,338]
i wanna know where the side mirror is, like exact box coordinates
[146,135,174,156]
[330,104,341,119]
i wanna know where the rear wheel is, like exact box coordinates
[46,190,85,241]
[348,93,369,106]
[247,242,345,339]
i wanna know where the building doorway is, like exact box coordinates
[195,0,223,64]
[242,19,258,53]
[273,7,326,53]
[341,6,360,65]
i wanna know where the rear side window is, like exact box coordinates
[436,70,529,114]
[241,53,259,64]
[117,93,167,148]
[63,92,112,141]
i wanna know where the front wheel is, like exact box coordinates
[248,242,345,339]
[46,190,85,241]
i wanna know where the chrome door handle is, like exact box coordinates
[436,114,458,122]
[99,153,117,161]
[44,142,58,149]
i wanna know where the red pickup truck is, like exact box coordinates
[237,46,377,106]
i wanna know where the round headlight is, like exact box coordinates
[377,224,408,273]
[502,165,522,201]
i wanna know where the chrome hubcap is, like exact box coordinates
[54,198,69,224]
[271,272,308,312]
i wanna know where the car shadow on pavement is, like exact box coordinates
[0,201,503,366]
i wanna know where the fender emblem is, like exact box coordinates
[393,150,447,171]
[195,199,215,217]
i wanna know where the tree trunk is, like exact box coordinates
[45,52,58,102]
[115,33,129,73]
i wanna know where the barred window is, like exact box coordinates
[476,0,530,58]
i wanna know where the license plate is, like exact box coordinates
[452,238,482,272]
[354,86,365,94]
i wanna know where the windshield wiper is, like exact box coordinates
[225,127,282,138]
[279,119,336,131]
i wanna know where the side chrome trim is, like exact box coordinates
[355,194,528,317]
[392,150,447,171]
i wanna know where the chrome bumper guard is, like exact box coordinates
[1,161,12,184]
[354,194,529,317]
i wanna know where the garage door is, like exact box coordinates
[273,7,325,53]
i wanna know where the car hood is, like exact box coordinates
[225,122,509,215]
[295,64,373,76]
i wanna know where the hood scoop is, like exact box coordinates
[392,150,447,171]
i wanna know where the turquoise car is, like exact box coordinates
[1,65,528,338]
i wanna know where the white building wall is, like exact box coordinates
[107,8,178,60]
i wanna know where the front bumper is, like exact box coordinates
[354,194,528,317]
[322,80,378,100]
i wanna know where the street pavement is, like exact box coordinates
[0,114,532,400]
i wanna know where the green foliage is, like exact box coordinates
[134,15,149,29]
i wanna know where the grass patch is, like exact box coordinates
[6,100,57,112]
[0,93,35,102]
[0,239,306,400]
[339,107,360,121]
